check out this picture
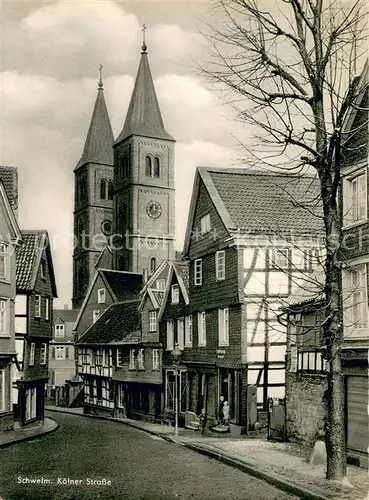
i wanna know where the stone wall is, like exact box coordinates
[0,411,14,433]
[285,372,327,447]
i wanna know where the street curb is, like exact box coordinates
[0,418,59,449]
[184,443,330,500]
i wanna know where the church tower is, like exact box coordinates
[113,40,175,275]
[72,72,114,309]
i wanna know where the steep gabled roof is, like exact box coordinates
[182,167,323,256]
[114,47,174,144]
[16,230,57,297]
[0,180,22,244]
[75,83,114,170]
[139,259,170,295]
[94,245,113,269]
[158,260,189,321]
[138,288,164,312]
[53,309,78,324]
[76,300,141,345]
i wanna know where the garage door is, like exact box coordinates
[347,376,369,455]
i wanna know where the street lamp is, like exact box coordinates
[171,343,183,436]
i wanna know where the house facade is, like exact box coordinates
[14,231,57,426]
[169,167,324,430]
[0,172,22,432]
[47,307,78,406]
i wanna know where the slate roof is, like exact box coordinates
[54,309,79,324]
[101,270,143,301]
[75,85,114,170]
[77,300,141,345]
[115,48,174,144]
[207,168,323,235]
[0,166,18,212]
[16,230,57,296]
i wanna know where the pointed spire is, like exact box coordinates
[75,68,114,170]
[115,34,175,145]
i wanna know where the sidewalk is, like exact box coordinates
[45,406,369,500]
[0,417,59,448]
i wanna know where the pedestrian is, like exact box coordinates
[222,401,230,428]
[218,396,224,425]
[199,408,207,435]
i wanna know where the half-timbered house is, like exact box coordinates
[178,166,323,430]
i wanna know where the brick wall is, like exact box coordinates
[285,372,327,446]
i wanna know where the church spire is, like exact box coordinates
[75,67,114,170]
[114,32,174,145]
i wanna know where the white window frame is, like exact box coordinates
[40,343,47,365]
[177,317,185,350]
[0,244,8,281]
[137,349,145,370]
[343,264,368,330]
[0,298,8,336]
[55,346,65,360]
[29,342,35,366]
[200,214,211,234]
[116,348,123,367]
[34,295,41,318]
[171,284,179,304]
[198,311,206,347]
[216,251,226,280]
[343,170,367,226]
[152,349,160,370]
[166,321,174,350]
[194,259,202,286]
[129,349,136,369]
[92,310,100,324]
[271,248,289,268]
[149,311,157,332]
[97,288,106,304]
[45,297,50,321]
[54,324,65,338]
[25,387,37,421]
[218,307,229,347]
[185,315,193,347]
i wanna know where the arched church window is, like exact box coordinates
[108,181,114,200]
[145,156,152,177]
[150,257,157,274]
[100,179,107,200]
[153,157,160,178]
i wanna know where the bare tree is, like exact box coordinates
[199,0,368,481]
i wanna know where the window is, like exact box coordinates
[152,349,160,370]
[129,349,136,369]
[45,298,50,321]
[177,318,185,350]
[93,310,100,324]
[194,259,202,286]
[270,248,289,268]
[25,387,36,421]
[97,288,106,304]
[40,343,47,365]
[166,321,174,350]
[145,156,152,177]
[108,180,114,200]
[185,315,193,347]
[117,385,125,408]
[150,257,157,274]
[218,308,229,346]
[100,179,107,200]
[171,284,179,304]
[216,251,226,280]
[116,348,123,367]
[153,157,160,178]
[343,264,368,330]
[137,349,145,369]
[35,295,41,318]
[0,244,8,280]
[200,214,211,234]
[156,279,166,290]
[198,311,206,346]
[0,368,5,411]
[29,343,35,366]
[40,258,47,279]
[54,324,65,338]
[55,346,65,360]
[0,299,8,336]
[149,311,157,332]
[344,172,367,224]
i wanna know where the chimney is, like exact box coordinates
[143,268,149,284]
[0,166,18,218]
[64,304,69,310]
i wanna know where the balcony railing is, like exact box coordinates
[297,349,327,373]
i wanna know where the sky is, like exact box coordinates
[0,0,242,308]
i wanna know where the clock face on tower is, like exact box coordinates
[146,200,162,219]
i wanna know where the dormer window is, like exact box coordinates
[200,214,211,234]
[100,179,107,200]
[97,288,106,304]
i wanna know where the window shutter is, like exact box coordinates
[342,178,351,224]
[358,174,366,220]
[52,347,55,359]
[65,347,69,359]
